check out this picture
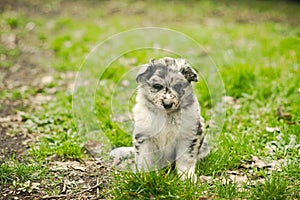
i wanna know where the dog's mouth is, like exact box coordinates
[161,98,179,111]
[162,101,173,109]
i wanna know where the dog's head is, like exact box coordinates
[136,57,198,112]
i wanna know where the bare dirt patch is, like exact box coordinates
[0,1,112,199]
[0,158,112,200]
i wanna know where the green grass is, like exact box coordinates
[0,45,20,68]
[24,92,84,161]
[108,167,203,199]
[0,10,27,68]
[107,160,300,199]
[0,158,49,184]
[0,0,299,198]
[29,130,83,161]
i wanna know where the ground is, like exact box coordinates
[1,1,111,199]
[0,0,299,199]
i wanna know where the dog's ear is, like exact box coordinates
[180,64,198,83]
[136,64,153,83]
[167,58,198,83]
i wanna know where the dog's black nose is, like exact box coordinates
[163,102,173,109]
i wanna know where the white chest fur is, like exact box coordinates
[133,99,200,161]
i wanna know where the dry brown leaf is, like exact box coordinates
[251,156,268,169]
[50,161,86,172]
[222,96,241,109]
[228,174,248,184]
[0,116,11,123]
[26,22,35,31]
[1,33,17,49]
[41,75,54,85]
[277,105,292,120]
[241,156,285,175]
[72,165,86,172]
[199,175,213,183]
[31,94,53,104]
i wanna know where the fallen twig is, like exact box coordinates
[42,183,102,199]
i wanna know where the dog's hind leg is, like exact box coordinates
[110,147,135,158]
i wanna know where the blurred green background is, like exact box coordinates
[0,0,299,199]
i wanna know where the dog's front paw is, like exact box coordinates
[179,171,198,183]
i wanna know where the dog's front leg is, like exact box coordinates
[176,138,198,181]
[134,134,157,172]
[176,153,197,182]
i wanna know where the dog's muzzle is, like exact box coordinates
[162,94,175,110]
[162,91,177,110]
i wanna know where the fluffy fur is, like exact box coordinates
[132,57,209,181]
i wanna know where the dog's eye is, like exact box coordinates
[173,83,186,96]
[153,84,163,90]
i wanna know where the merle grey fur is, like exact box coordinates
[110,57,209,181]
[133,57,209,180]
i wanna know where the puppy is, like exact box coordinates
[132,57,209,181]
